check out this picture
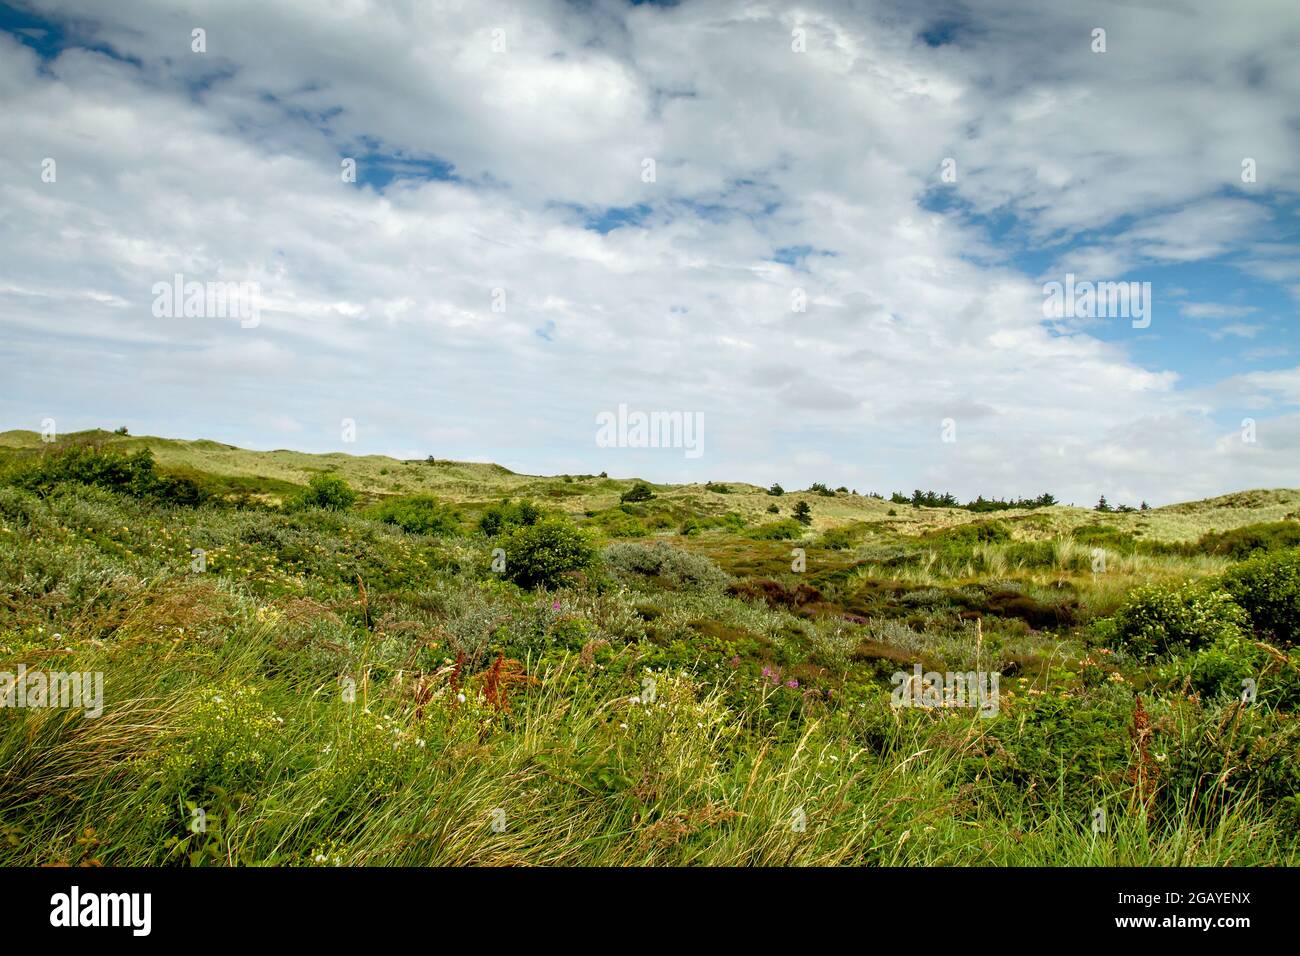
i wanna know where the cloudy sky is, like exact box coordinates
[1,0,1298,505]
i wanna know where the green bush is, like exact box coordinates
[370,494,459,536]
[593,509,648,538]
[744,519,803,540]
[1102,580,1248,659]
[929,520,1012,547]
[819,527,856,550]
[290,474,357,512]
[620,482,655,504]
[1164,635,1300,709]
[603,541,729,592]
[503,516,597,588]
[1197,522,1300,559]
[5,447,204,506]
[479,499,541,536]
[1072,523,1136,549]
[1220,547,1300,645]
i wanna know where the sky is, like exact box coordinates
[1,0,1298,506]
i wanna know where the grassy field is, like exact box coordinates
[0,429,1297,866]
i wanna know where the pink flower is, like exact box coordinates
[786,679,799,688]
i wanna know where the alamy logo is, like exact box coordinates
[890,664,1000,717]
[0,665,103,718]
[152,273,261,328]
[595,403,703,459]
[1042,273,1151,328]
[50,886,151,936]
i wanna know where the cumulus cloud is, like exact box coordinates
[1,0,1298,504]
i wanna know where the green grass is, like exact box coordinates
[0,432,1296,866]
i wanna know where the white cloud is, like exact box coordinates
[1,1,1298,505]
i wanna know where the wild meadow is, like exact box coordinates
[0,429,1296,866]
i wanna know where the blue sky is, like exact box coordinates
[1,0,1298,505]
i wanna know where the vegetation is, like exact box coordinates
[0,428,1296,866]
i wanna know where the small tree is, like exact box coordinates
[767,483,785,496]
[503,517,596,588]
[292,473,357,511]
[792,501,813,526]
[1095,495,1111,513]
[114,426,129,435]
[620,482,655,504]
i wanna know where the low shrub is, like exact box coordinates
[370,495,459,536]
[503,516,597,589]
[744,519,803,540]
[1220,547,1300,645]
[620,482,655,504]
[479,499,541,536]
[1197,522,1300,559]
[1163,634,1300,709]
[1101,580,1248,659]
[289,474,357,512]
[6,447,205,506]
[603,541,729,592]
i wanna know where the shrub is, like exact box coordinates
[929,520,1013,547]
[1198,522,1300,559]
[1072,523,1136,549]
[1102,580,1248,659]
[370,495,459,536]
[479,499,541,536]
[5,447,204,506]
[792,501,813,526]
[745,519,803,540]
[819,527,855,550]
[620,482,655,504]
[1164,634,1300,709]
[1220,547,1300,645]
[503,517,597,588]
[603,541,729,592]
[594,509,648,538]
[290,474,357,511]
[767,483,785,496]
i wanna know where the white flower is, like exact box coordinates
[457,693,466,704]
[314,854,327,863]
[630,696,641,705]
[619,723,629,730]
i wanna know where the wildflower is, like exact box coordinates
[619,723,629,730]
[315,854,327,863]
[630,696,641,705]
[786,679,799,689]
[457,693,466,704]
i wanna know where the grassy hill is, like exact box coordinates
[3,428,1296,540]
[0,430,1296,866]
